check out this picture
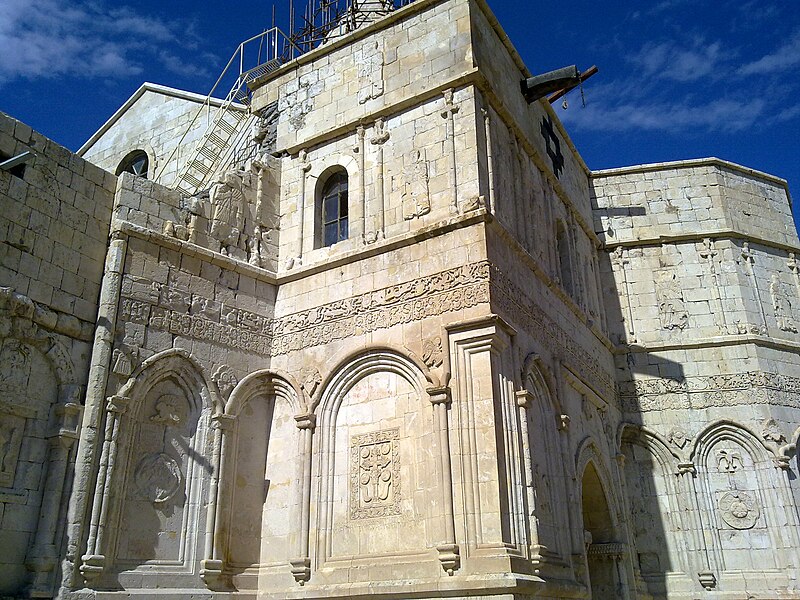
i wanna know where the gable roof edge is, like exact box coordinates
[77,82,246,156]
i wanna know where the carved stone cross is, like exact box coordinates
[540,115,564,178]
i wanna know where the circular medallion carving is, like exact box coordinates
[718,491,759,530]
[134,452,182,504]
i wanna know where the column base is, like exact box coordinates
[437,543,461,576]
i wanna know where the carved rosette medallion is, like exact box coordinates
[134,452,183,504]
[718,491,760,530]
[350,428,401,520]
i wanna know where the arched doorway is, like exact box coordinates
[582,461,625,598]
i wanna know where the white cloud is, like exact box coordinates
[561,96,767,134]
[738,31,800,75]
[629,38,726,82]
[0,0,207,84]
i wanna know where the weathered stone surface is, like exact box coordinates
[2,1,800,599]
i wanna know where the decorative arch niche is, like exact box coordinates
[520,355,568,561]
[313,349,442,580]
[81,350,216,589]
[219,370,306,589]
[690,421,797,578]
[619,425,693,593]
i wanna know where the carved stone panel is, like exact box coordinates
[356,40,384,105]
[350,428,401,520]
[401,150,430,220]
[718,490,760,530]
[655,270,689,330]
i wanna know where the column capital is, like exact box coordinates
[105,395,129,415]
[294,413,316,431]
[427,386,451,406]
[211,413,236,431]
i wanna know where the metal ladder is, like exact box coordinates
[158,28,295,196]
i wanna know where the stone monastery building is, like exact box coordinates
[2,0,800,598]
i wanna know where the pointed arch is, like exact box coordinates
[522,352,562,415]
[618,423,681,473]
[118,348,220,419]
[575,436,620,532]
[689,419,776,466]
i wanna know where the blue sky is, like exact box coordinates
[1,0,798,231]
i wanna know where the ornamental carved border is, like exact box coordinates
[619,371,800,412]
[350,428,401,520]
[488,265,616,400]
[118,262,491,356]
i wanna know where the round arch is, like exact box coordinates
[225,369,306,417]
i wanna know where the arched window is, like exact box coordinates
[320,169,348,247]
[116,150,149,178]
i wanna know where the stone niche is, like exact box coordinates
[83,352,214,590]
[225,385,301,589]
[312,358,443,583]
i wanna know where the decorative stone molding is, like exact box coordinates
[299,366,322,398]
[620,371,800,412]
[289,557,311,586]
[490,266,616,400]
[761,418,786,444]
[667,427,691,450]
[698,570,717,591]
[272,261,490,354]
[200,558,226,590]
[436,543,460,576]
[421,336,444,369]
[211,365,238,400]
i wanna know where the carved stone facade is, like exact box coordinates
[2,0,800,599]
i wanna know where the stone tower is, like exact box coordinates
[0,0,798,598]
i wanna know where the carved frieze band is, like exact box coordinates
[271,262,490,354]
[118,262,491,356]
[488,266,616,400]
[620,371,800,412]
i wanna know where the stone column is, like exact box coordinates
[369,117,390,242]
[64,232,126,589]
[481,107,496,214]
[293,150,311,268]
[441,89,460,214]
[27,401,82,597]
[353,125,366,243]
[428,386,460,575]
[290,413,316,585]
[677,462,718,591]
[200,413,235,590]
[80,394,130,583]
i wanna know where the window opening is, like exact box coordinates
[321,170,348,246]
[117,150,149,178]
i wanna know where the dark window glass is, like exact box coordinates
[117,150,149,178]
[321,171,348,247]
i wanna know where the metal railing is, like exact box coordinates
[161,0,419,195]
[158,27,300,195]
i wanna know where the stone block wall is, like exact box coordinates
[594,159,800,597]
[80,85,243,188]
[0,111,114,597]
